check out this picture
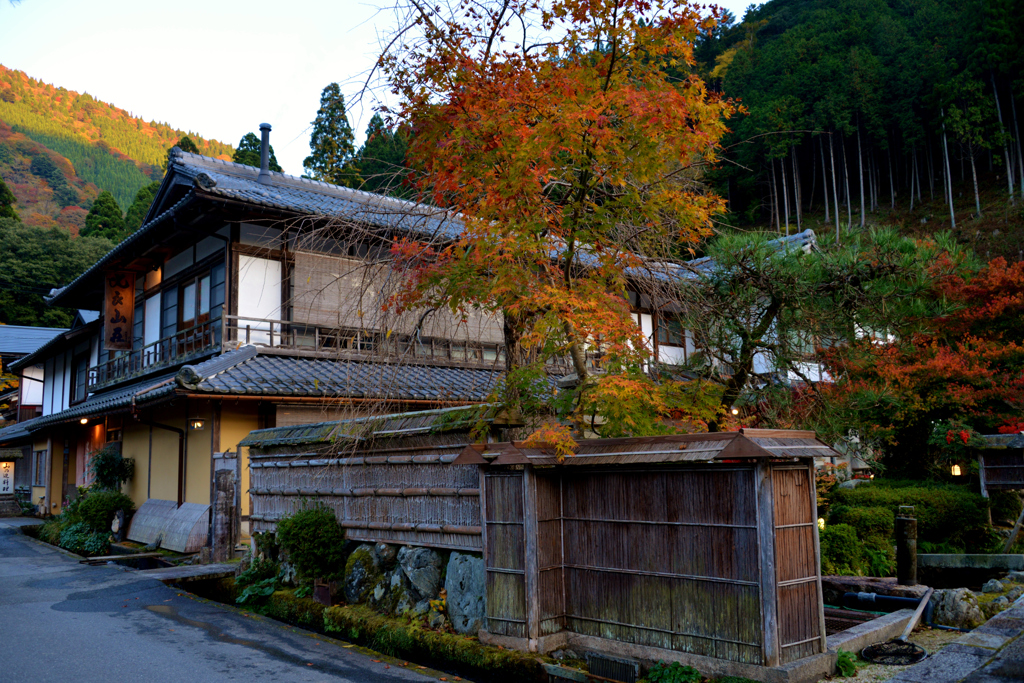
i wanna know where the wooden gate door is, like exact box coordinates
[772,464,825,664]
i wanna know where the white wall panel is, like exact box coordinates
[22,365,43,406]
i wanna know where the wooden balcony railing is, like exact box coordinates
[88,318,221,389]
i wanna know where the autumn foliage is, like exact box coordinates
[381,0,735,441]
[820,257,1024,474]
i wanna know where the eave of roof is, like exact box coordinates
[8,319,101,372]
[0,325,69,356]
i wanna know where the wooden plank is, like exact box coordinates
[754,460,779,667]
[137,562,237,583]
[979,452,989,498]
[80,551,166,564]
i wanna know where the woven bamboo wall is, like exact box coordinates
[481,461,825,667]
[249,438,483,551]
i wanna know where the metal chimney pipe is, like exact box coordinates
[257,123,272,183]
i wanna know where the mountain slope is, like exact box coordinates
[0,64,233,211]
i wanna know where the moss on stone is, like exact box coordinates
[262,589,327,630]
[344,545,383,604]
[324,604,550,683]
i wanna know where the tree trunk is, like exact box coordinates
[991,72,1015,203]
[925,134,935,201]
[781,156,790,233]
[842,135,853,228]
[1010,86,1024,199]
[829,133,840,240]
[888,146,895,209]
[792,145,802,230]
[857,124,866,228]
[913,147,921,211]
[820,137,829,223]
[770,159,780,231]
[941,108,956,229]
[970,144,982,218]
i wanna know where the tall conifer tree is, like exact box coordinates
[233,133,283,172]
[82,191,127,242]
[303,83,357,187]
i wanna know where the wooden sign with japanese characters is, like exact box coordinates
[0,461,13,495]
[104,271,135,351]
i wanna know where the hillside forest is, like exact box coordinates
[697,0,1024,260]
[0,64,232,216]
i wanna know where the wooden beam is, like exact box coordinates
[754,460,780,667]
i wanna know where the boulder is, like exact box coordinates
[374,543,398,569]
[344,544,382,604]
[398,546,442,600]
[445,552,486,635]
[931,588,984,629]
[982,579,1004,593]
[1006,585,1024,602]
[1006,570,1024,583]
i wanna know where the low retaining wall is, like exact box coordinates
[920,554,1024,588]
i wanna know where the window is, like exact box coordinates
[657,316,685,346]
[179,274,211,330]
[71,354,89,404]
[32,450,46,486]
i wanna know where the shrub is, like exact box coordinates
[829,506,894,544]
[819,523,862,576]
[641,661,702,683]
[77,490,134,533]
[990,491,1023,523]
[58,521,109,556]
[88,445,134,490]
[836,649,857,677]
[828,481,994,552]
[275,502,347,581]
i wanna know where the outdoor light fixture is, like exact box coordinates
[817,518,825,531]
[951,464,962,476]
[189,419,206,431]
[79,418,88,425]
[731,408,740,416]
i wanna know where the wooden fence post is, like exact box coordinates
[755,461,780,667]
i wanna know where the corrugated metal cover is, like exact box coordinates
[162,503,210,553]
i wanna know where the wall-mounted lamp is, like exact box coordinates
[731,408,740,416]
[951,464,962,476]
[189,419,206,431]
[79,418,88,425]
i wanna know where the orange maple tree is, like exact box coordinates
[380,0,735,440]
[817,257,1024,474]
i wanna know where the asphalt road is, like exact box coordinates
[0,520,439,683]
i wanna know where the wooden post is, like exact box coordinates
[212,459,237,563]
[978,452,989,498]
[523,464,540,652]
[896,511,917,586]
[755,461,780,667]
[808,462,827,654]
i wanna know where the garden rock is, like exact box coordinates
[1007,570,1024,583]
[374,543,398,569]
[398,546,442,600]
[1006,585,1024,602]
[445,552,486,635]
[983,579,1004,593]
[931,588,984,629]
[344,544,382,604]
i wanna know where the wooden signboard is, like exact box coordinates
[104,271,135,351]
[0,461,13,495]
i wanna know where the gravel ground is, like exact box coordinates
[839,626,962,682]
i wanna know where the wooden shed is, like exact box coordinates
[454,429,839,680]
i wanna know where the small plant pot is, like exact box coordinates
[313,579,340,606]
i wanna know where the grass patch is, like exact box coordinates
[324,604,550,683]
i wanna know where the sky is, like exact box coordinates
[0,0,756,176]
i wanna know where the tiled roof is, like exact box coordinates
[174,150,463,241]
[8,318,101,372]
[240,404,491,449]
[0,374,178,445]
[0,325,68,356]
[181,352,500,403]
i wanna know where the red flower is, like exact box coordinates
[946,431,954,444]
[959,430,970,444]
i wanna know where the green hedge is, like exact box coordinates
[828,506,894,543]
[828,481,996,552]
